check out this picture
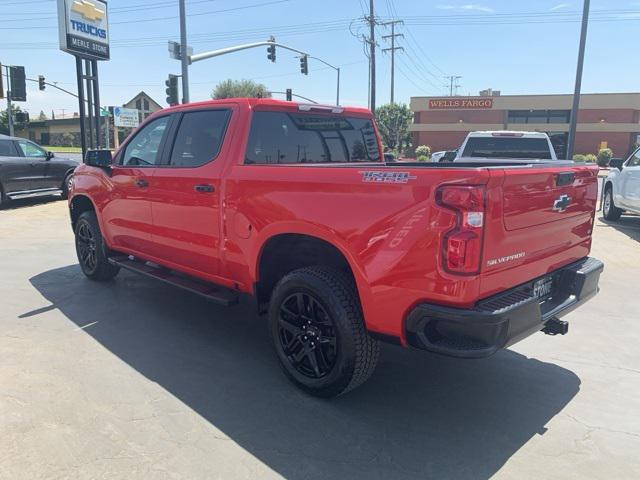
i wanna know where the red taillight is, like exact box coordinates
[436,185,486,275]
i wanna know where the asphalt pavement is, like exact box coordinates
[0,198,639,480]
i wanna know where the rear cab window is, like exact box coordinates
[462,137,553,160]
[245,111,381,164]
[0,140,18,157]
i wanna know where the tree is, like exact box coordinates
[212,79,271,99]
[596,147,613,167]
[38,110,48,121]
[375,103,413,155]
[0,105,29,135]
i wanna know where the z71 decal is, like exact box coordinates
[359,171,417,184]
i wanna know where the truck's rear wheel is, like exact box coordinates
[268,265,379,398]
[75,211,120,281]
[603,186,622,221]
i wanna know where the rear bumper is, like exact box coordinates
[405,257,603,358]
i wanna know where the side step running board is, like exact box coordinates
[8,188,63,200]
[108,255,239,306]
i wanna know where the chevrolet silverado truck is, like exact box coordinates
[69,98,603,397]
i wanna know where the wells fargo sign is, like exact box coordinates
[428,98,494,110]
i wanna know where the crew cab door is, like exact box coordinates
[619,148,640,210]
[14,139,51,190]
[147,107,233,280]
[102,115,172,254]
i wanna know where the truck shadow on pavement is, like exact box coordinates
[598,215,640,243]
[28,265,581,480]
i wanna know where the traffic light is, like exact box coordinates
[267,36,276,62]
[165,74,179,105]
[9,66,26,102]
[299,55,308,75]
[286,88,292,101]
[38,75,45,91]
[15,111,29,123]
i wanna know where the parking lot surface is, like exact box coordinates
[1,198,639,480]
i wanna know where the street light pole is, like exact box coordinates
[179,0,190,103]
[567,0,590,160]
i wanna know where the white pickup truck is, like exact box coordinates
[603,147,640,220]
[454,131,559,162]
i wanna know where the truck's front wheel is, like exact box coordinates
[268,266,380,397]
[603,185,622,221]
[75,211,120,281]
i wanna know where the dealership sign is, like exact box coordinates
[113,107,139,128]
[428,98,494,110]
[57,0,110,60]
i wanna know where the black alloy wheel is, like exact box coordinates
[278,292,338,379]
[76,221,98,273]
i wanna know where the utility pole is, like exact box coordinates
[368,0,376,112]
[444,75,462,96]
[3,65,14,136]
[567,0,590,160]
[381,20,404,104]
[179,0,190,103]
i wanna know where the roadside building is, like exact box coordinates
[410,92,640,159]
[15,91,162,147]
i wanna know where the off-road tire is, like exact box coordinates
[75,211,120,281]
[603,185,622,221]
[269,265,380,398]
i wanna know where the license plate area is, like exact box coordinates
[532,276,555,301]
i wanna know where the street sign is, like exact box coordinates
[100,107,109,117]
[57,0,110,60]
[113,107,139,128]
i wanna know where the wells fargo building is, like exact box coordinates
[410,93,640,159]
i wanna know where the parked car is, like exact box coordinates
[69,99,603,397]
[0,134,78,207]
[603,148,640,220]
[454,131,558,162]
[431,150,447,162]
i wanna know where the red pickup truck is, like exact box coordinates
[69,98,603,397]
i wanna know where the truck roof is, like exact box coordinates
[466,130,550,138]
[161,98,372,116]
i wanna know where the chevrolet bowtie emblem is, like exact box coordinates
[72,0,105,22]
[552,194,572,213]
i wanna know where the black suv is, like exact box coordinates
[0,134,78,207]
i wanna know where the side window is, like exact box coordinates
[17,140,46,158]
[245,111,380,164]
[169,110,230,167]
[120,116,170,166]
[627,149,640,167]
[0,140,18,157]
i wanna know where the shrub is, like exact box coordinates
[572,154,586,162]
[414,145,431,158]
[417,155,430,162]
[596,148,613,167]
[584,154,597,163]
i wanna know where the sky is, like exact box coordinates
[1,0,639,118]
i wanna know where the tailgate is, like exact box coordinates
[480,164,598,299]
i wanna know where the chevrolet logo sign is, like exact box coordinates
[72,0,105,22]
[552,194,572,213]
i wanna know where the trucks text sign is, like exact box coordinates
[57,0,110,60]
[428,98,494,110]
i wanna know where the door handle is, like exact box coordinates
[135,178,149,188]
[194,184,214,193]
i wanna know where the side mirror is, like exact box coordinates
[85,149,112,168]
[442,151,457,162]
[46,150,54,160]
[609,158,624,171]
